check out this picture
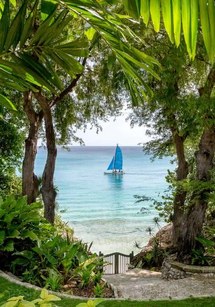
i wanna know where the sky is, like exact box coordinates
[75,115,150,146]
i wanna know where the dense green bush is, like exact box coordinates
[0,196,43,267]
[0,107,24,198]
[0,196,102,291]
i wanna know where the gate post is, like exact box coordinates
[115,253,119,274]
[130,251,134,261]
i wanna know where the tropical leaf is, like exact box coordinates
[140,0,150,25]
[41,0,58,20]
[199,0,211,61]
[30,6,60,45]
[172,0,181,47]
[85,27,96,41]
[64,0,161,98]
[20,0,39,48]
[47,49,83,77]
[0,1,86,95]
[7,229,20,238]
[181,0,191,55]
[40,54,64,90]
[9,0,16,6]
[0,0,161,104]
[12,54,56,92]
[123,0,215,63]
[0,61,41,91]
[209,0,215,62]
[190,0,198,60]
[39,11,71,46]
[150,0,161,32]
[4,0,28,51]
[21,230,39,241]
[55,38,89,57]
[0,230,5,244]
[161,0,174,43]
[0,93,17,110]
[3,240,14,251]
[0,0,9,52]
[123,0,139,19]
[116,49,160,79]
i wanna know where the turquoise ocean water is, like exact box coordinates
[35,146,173,255]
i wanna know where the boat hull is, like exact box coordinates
[104,171,124,175]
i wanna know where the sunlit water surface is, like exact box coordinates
[35,146,173,254]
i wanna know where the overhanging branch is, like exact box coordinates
[50,57,88,108]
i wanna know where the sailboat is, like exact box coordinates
[104,145,124,174]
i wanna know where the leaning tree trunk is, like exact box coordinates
[171,133,189,249]
[22,91,43,203]
[178,127,215,258]
[36,93,57,224]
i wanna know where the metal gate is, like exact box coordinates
[99,251,134,274]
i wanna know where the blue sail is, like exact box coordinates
[114,145,123,170]
[107,156,114,170]
[107,145,123,171]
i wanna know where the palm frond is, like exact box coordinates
[123,0,215,63]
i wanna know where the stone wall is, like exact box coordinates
[161,259,215,280]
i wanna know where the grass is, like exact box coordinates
[1,276,215,306]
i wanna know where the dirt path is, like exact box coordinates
[104,269,215,300]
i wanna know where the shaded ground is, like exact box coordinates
[104,269,215,300]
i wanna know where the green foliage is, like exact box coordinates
[0,0,162,110]
[0,195,103,291]
[0,289,61,307]
[0,196,42,255]
[154,168,215,223]
[0,111,23,198]
[191,248,210,266]
[0,1,89,96]
[140,239,166,268]
[123,0,215,63]
[0,173,22,200]
[76,299,104,307]
[0,290,104,307]
[93,283,104,298]
[74,256,103,289]
[191,235,215,266]
[54,216,74,240]
[45,269,63,292]
[12,231,102,289]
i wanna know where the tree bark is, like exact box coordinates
[35,92,57,224]
[22,91,43,203]
[172,132,189,248]
[176,65,215,259]
[178,127,215,258]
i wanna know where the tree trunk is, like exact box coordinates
[36,92,57,224]
[178,127,215,258]
[172,133,189,248]
[22,92,43,203]
[174,65,215,259]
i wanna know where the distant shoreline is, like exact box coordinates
[38,145,142,148]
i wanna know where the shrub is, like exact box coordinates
[0,195,103,292]
[0,196,44,269]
